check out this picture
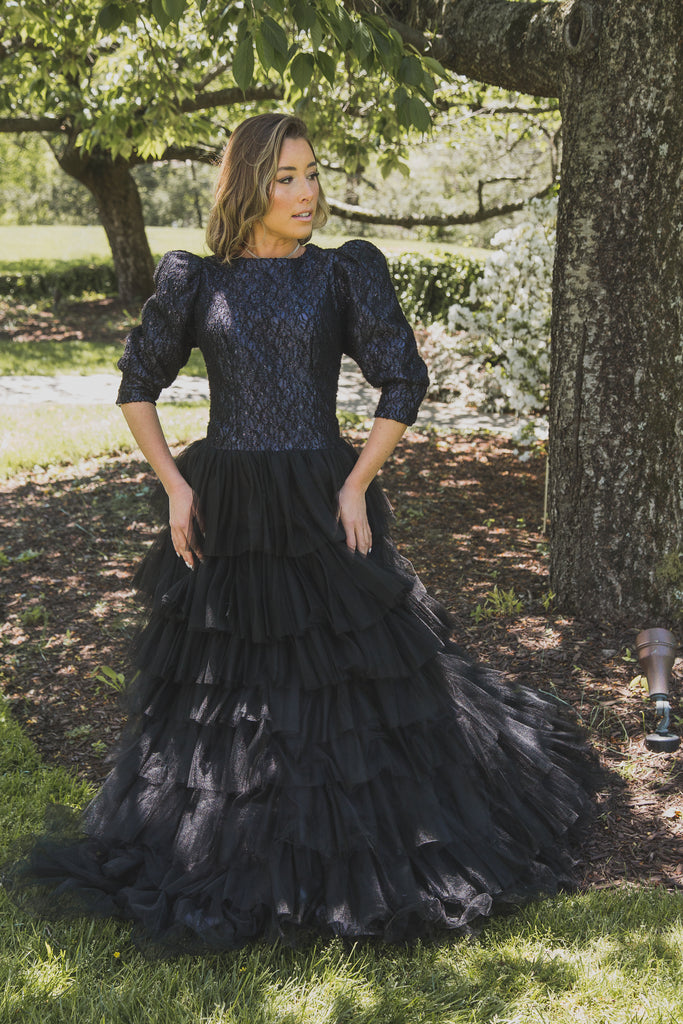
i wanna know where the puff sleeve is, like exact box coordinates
[334,240,429,425]
[116,250,202,405]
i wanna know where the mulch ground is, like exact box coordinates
[1,301,682,895]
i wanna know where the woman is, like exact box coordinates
[16,113,594,950]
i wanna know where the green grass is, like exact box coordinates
[1,697,683,1023]
[0,224,488,264]
[0,338,207,377]
[0,403,209,479]
[2,433,683,1020]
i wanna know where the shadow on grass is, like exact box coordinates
[1,432,683,1024]
[2,888,683,1023]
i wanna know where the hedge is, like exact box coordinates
[385,251,483,324]
[0,251,483,322]
[0,259,118,303]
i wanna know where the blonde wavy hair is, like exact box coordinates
[206,113,329,263]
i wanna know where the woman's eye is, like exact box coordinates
[276,172,319,185]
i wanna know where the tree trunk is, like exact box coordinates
[58,147,155,304]
[391,0,683,622]
[549,0,683,622]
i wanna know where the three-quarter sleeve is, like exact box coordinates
[334,240,429,425]
[116,250,202,405]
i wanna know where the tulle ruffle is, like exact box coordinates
[6,438,596,953]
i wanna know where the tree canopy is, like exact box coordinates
[1,0,556,299]
[2,0,442,172]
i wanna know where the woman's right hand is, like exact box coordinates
[168,479,204,568]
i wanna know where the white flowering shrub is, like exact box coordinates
[413,322,471,401]
[447,196,557,417]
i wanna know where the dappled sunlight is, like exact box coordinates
[1,427,682,896]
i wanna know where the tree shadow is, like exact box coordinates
[8,888,683,1023]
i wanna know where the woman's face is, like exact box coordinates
[257,137,319,248]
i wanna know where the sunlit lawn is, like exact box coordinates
[2,694,683,1023]
[0,224,489,264]
[2,228,682,1022]
[0,336,208,377]
[3,412,683,1020]
[0,402,210,478]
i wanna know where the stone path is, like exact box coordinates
[0,358,527,436]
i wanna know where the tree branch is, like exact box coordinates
[438,0,565,97]
[465,103,558,117]
[179,84,283,113]
[0,116,65,133]
[327,179,556,227]
[195,59,231,92]
[129,144,223,166]
[378,0,567,99]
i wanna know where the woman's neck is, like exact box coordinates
[242,238,303,259]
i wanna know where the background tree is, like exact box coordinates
[4,0,681,621]
[135,0,682,624]
[0,0,442,302]
[0,1,556,299]
[393,0,682,625]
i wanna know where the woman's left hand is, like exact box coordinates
[337,479,372,555]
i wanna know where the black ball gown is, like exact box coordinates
[12,241,595,951]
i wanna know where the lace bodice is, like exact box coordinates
[116,240,429,451]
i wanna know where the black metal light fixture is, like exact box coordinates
[635,628,680,753]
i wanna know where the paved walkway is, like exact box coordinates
[1,358,527,436]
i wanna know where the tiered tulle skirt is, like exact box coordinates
[11,439,595,951]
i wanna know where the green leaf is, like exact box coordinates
[353,22,373,61]
[290,51,314,91]
[260,14,288,56]
[310,18,325,53]
[150,0,172,31]
[254,30,276,72]
[162,0,187,21]
[97,4,124,31]
[331,8,353,48]
[405,96,432,133]
[393,85,409,109]
[420,70,435,101]
[398,55,423,87]
[368,23,393,63]
[120,3,139,24]
[315,50,336,86]
[233,35,254,90]
[421,55,449,80]
[292,0,317,31]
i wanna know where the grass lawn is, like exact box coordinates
[0,224,489,264]
[2,696,683,1023]
[0,298,208,377]
[2,413,683,1021]
[0,335,208,377]
[0,225,488,379]
[0,402,210,478]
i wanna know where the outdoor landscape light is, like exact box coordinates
[635,628,680,753]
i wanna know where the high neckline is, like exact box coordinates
[236,244,316,264]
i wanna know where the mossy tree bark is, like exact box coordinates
[393,0,682,621]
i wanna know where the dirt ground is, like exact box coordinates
[1,297,682,893]
[1,427,682,893]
